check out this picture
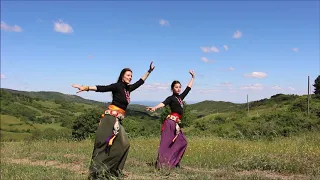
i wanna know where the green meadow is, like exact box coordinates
[1,87,320,179]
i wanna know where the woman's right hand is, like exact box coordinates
[146,107,156,112]
[72,84,88,93]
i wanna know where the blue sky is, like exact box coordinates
[1,1,319,103]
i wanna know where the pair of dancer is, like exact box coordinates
[72,61,194,179]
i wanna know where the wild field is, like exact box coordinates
[1,133,320,180]
[1,88,320,179]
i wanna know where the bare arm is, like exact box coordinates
[146,102,165,112]
[146,96,171,112]
[141,71,151,81]
[129,61,155,92]
[180,70,195,99]
[87,86,97,91]
[187,76,194,88]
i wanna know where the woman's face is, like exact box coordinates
[172,83,182,94]
[122,71,132,84]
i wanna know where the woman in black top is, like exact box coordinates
[72,62,155,179]
[146,70,194,169]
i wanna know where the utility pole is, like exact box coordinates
[247,94,249,114]
[308,76,310,116]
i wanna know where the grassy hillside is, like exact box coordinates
[0,88,159,141]
[186,94,320,139]
[1,89,320,179]
[1,88,106,106]
[189,100,242,116]
[1,88,319,142]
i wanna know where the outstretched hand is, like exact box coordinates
[146,107,156,112]
[189,70,195,78]
[149,61,155,72]
[72,84,86,93]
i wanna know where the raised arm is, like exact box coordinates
[187,70,195,88]
[141,61,155,81]
[180,70,195,99]
[129,61,155,92]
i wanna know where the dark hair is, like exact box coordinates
[117,68,132,83]
[171,80,181,91]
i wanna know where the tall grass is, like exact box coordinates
[1,133,319,179]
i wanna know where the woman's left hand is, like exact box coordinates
[149,61,155,72]
[189,70,195,78]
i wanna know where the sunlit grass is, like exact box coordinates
[1,133,319,179]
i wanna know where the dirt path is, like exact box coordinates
[1,156,312,180]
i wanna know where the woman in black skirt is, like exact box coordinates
[72,62,155,179]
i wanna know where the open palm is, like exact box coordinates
[72,84,86,93]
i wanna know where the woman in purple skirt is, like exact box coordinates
[146,70,195,169]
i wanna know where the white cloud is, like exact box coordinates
[159,19,170,26]
[201,57,209,63]
[272,86,282,90]
[223,45,228,51]
[244,72,267,78]
[1,74,6,79]
[216,82,233,87]
[53,20,73,34]
[288,87,295,91]
[194,88,220,93]
[228,67,235,71]
[292,48,299,52]
[240,83,264,90]
[200,57,215,63]
[200,46,219,53]
[142,82,170,91]
[233,30,242,39]
[1,21,22,32]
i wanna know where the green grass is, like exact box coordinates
[35,100,61,109]
[0,130,32,141]
[0,115,36,131]
[0,115,69,141]
[1,133,319,179]
[33,123,66,131]
[14,102,48,116]
[0,114,66,131]
[1,162,83,180]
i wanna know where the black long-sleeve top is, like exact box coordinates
[162,86,191,115]
[96,78,144,110]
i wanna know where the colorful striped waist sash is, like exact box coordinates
[166,112,181,124]
[164,112,182,144]
[102,105,125,120]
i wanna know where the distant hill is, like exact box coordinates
[185,93,320,139]
[1,88,106,106]
[1,88,319,141]
[189,100,243,116]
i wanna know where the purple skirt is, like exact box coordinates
[156,119,187,169]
